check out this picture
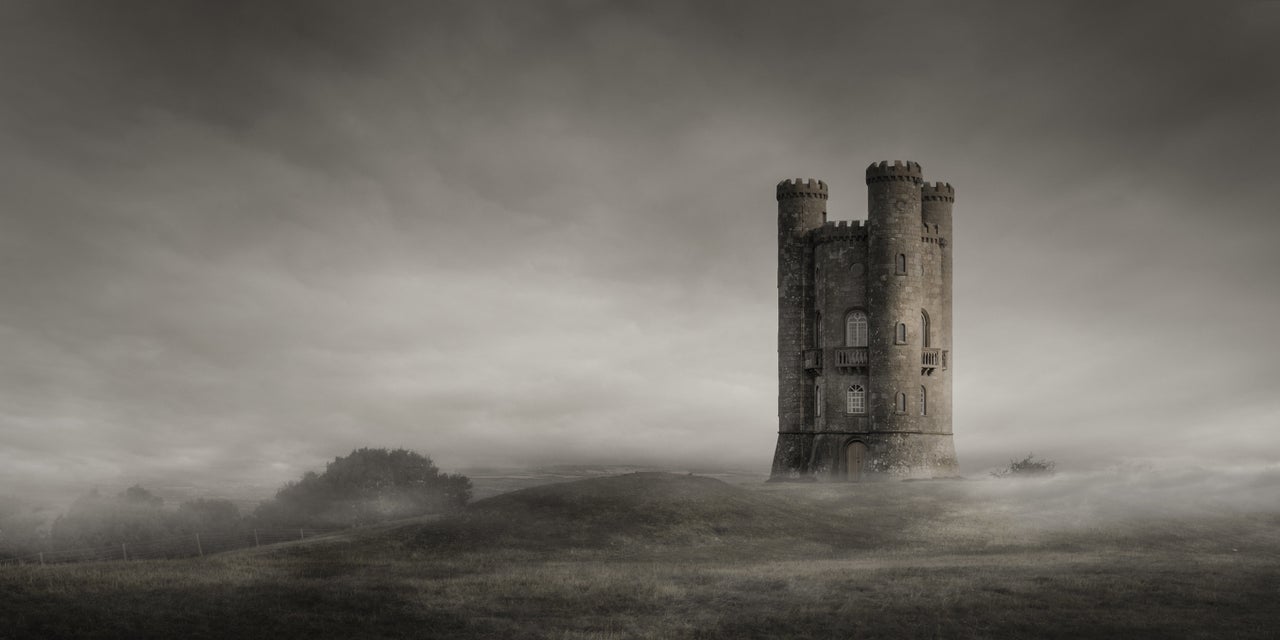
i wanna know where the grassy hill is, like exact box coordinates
[3,471,1279,639]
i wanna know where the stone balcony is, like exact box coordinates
[834,347,868,370]
[803,349,822,372]
[922,348,948,375]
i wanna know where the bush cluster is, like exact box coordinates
[0,448,469,558]
[992,453,1056,478]
[254,448,471,527]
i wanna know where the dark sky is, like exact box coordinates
[2,1,1278,490]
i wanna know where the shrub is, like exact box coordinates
[992,453,1056,478]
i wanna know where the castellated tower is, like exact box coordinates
[770,161,958,481]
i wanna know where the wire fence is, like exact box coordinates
[0,527,345,567]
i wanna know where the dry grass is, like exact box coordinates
[2,471,1278,639]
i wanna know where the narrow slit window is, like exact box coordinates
[815,381,823,417]
[896,253,907,274]
[920,386,927,416]
[896,322,907,344]
[895,392,906,414]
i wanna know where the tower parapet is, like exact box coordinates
[812,220,867,244]
[865,161,923,184]
[921,182,954,202]
[777,178,829,201]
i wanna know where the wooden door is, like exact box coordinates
[846,442,868,481]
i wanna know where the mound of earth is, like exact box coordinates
[408,472,849,552]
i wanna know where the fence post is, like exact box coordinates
[122,543,128,562]
[254,529,260,547]
[196,533,203,556]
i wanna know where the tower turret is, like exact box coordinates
[772,179,827,478]
[865,161,924,438]
[921,182,955,441]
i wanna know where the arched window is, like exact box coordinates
[846,384,865,414]
[896,322,907,344]
[896,253,907,274]
[815,381,823,417]
[920,310,931,348]
[814,311,823,348]
[920,386,927,415]
[895,392,906,414]
[845,310,868,347]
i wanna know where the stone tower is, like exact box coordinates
[770,161,958,481]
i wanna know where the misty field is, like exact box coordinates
[3,469,1279,639]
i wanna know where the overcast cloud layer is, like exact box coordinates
[2,1,1278,491]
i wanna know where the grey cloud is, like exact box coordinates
[1,1,1278,495]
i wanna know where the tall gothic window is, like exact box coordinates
[921,310,931,348]
[845,310,868,347]
[846,385,865,414]
[920,386,927,416]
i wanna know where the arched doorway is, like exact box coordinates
[846,442,869,481]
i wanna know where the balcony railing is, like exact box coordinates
[922,348,941,374]
[803,349,822,372]
[922,348,941,367]
[834,347,868,368]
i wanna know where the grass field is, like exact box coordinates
[2,469,1278,639]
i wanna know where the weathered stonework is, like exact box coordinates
[770,161,958,481]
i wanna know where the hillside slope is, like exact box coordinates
[403,472,891,555]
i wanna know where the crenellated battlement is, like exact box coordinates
[811,219,867,244]
[921,181,955,202]
[776,178,829,201]
[865,160,923,184]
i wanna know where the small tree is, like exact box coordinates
[254,448,471,527]
[992,453,1056,478]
